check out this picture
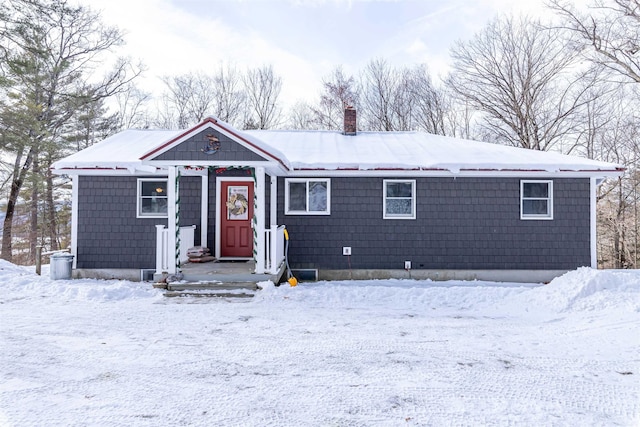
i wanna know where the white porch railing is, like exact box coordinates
[264,225,286,274]
[155,225,196,274]
[156,224,284,275]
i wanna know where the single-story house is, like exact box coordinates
[52,108,623,283]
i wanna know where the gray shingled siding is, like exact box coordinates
[152,129,268,162]
[278,177,591,270]
[76,175,201,269]
[78,174,585,270]
[178,176,202,246]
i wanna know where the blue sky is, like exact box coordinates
[85,0,557,108]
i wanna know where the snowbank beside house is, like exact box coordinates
[257,267,640,315]
[256,278,535,313]
[0,259,162,302]
[500,267,640,314]
[2,258,639,312]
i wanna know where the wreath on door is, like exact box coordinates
[226,193,249,216]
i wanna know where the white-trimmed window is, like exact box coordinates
[521,180,553,220]
[285,179,330,215]
[137,179,168,218]
[384,179,416,219]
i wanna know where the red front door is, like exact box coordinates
[220,181,253,258]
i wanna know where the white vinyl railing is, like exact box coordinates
[155,224,196,274]
[264,225,286,274]
[156,224,284,275]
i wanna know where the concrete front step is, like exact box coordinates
[164,290,256,298]
[166,281,259,291]
[155,281,260,298]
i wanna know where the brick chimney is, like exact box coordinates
[344,106,356,135]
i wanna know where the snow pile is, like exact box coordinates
[0,258,31,275]
[258,268,640,315]
[501,267,640,313]
[0,260,161,302]
[49,278,163,302]
[256,278,535,313]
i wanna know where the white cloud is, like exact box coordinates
[79,0,580,117]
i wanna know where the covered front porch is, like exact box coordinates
[153,164,287,286]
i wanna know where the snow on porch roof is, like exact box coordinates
[52,129,182,172]
[52,120,623,175]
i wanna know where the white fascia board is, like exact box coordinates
[53,164,621,179]
[150,160,284,176]
[178,167,208,176]
[284,169,623,179]
[149,160,275,167]
[54,161,286,177]
[52,168,168,177]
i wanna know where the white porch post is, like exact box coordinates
[155,224,166,274]
[255,167,266,274]
[270,175,277,227]
[167,166,178,274]
[201,173,208,249]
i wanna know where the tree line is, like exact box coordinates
[0,0,638,268]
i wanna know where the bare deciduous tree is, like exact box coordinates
[153,64,248,129]
[243,65,282,130]
[358,60,456,134]
[115,83,151,130]
[547,1,640,268]
[409,65,451,135]
[287,101,316,130]
[448,15,596,151]
[211,63,245,126]
[593,94,640,268]
[158,72,216,129]
[549,0,640,84]
[310,66,358,130]
[359,58,406,131]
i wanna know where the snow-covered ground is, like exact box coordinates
[1,262,638,426]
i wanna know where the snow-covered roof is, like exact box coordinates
[246,130,621,174]
[54,129,182,172]
[52,118,623,176]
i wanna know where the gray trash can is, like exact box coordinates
[50,253,74,280]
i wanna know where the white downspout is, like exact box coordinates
[590,177,597,269]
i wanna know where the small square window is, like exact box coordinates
[384,180,416,219]
[285,179,330,215]
[521,180,553,220]
[138,179,168,218]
